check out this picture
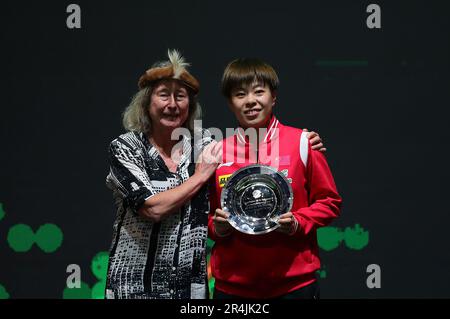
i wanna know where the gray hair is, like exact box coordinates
[122,60,202,134]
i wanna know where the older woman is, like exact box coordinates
[105,50,221,299]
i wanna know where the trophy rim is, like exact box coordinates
[220,164,294,235]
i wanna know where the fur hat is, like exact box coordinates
[138,49,200,94]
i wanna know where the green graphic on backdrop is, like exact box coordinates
[316,60,369,67]
[317,227,344,251]
[0,284,10,299]
[316,266,327,279]
[206,238,215,298]
[63,281,91,299]
[206,238,214,251]
[35,224,64,253]
[91,251,109,299]
[91,251,109,280]
[7,223,63,253]
[7,224,35,252]
[91,281,106,299]
[208,277,215,298]
[63,251,109,299]
[344,224,369,250]
[317,224,369,251]
[0,203,5,221]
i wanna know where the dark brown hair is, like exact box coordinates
[221,58,279,98]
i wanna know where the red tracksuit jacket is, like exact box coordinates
[208,116,342,298]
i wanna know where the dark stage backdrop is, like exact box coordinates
[1,0,449,299]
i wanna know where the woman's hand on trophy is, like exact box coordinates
[276,212,299,236]
[213,208,233,237]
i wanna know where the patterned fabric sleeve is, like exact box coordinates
[193,128,214,161]
[196,129,214,153]
[106,138,155,211]
[200,128,214,146]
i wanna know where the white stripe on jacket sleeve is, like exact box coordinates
[299,131,309,168]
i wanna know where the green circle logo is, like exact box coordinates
[0,284,9,299]
[35,224,64,253]
[91,251,109,280]
[7,224,35,252]
[91,281,106,299]
[0,203,5,221]
[317,227,344,251]
[63,281,91,299]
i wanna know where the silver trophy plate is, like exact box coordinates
[220,164,293,235]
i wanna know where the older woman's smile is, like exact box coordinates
[149,80,190,130]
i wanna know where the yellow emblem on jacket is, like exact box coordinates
[218,174,232,188]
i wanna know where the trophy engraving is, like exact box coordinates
[221,165,293,235]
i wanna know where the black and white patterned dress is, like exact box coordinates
[105,131,211,299]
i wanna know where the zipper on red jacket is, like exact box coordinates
[256,143,259,164]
